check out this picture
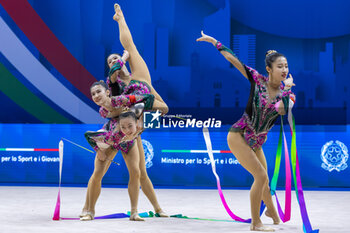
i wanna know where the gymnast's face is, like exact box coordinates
[269,56,289,82]
[90,85,110,106]
[119,117,137,136]
[107,54,122,69]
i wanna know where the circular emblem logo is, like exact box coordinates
[321,140,348,172]
[142,139,154,169]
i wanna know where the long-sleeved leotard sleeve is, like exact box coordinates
[98,93,155,119]
[111,81,155,111]
[111,93,155,110]
[216,42,296,115]
[99,107,109,118]
[215,42,267,85]
[216,41,239,57]
[244,65,269,86]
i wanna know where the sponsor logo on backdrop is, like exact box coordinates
[142,139,154,169]
[321,140,348,172]
[144,111,221,129]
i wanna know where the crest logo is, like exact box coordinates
[321,140,348,172]
[142,139,154,168]
[144,110,161,129]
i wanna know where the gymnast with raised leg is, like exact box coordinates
[197,31,295,232]
[80,3,169,221]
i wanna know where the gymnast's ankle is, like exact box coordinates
[129,211,145,221]
[79,208,88,218]
[154,208,169,217]
[265,209,280,225]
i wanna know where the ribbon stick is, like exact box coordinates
[61,137,94,153]
[202,128,265,223]
[52,140,64,220]
[52,138,122,221]
[61,137,119,165]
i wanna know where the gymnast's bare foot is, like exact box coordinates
[265,209,281,225]
[155,208,169,217]
[250,222,275,232]
[79,209,88,218]
[113,3,124,22]
[80,210,95,221]
[129,212,145,221]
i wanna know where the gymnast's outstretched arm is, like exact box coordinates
[196,30,248,80]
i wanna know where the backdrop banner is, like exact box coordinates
[0,124,349,188]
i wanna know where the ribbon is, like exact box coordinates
[61,213,129,220]
[52,140,63,220]
[202,128,265,223]
[52,139,121,220]
[149,211,237,222]
[170,214,238,222]
[203,104,318,233]
[270,118,292,222]
[287,103,319,233]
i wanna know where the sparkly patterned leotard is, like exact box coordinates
[230,65,292,150]
[216,42,293,151]
[85,61,155,154]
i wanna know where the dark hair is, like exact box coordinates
[90,80,109,91]
[119,111,137,122]
[265,50,285,68]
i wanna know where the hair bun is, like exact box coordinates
[121,106,130,113]
[266,50,277,57]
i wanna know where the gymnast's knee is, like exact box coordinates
[254,170,269,185]
[91,168,105,181]
[129,167,141,180]
[139,170,149,182]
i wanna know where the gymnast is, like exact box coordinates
[80,3,169,221]
[197,31,295,232]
